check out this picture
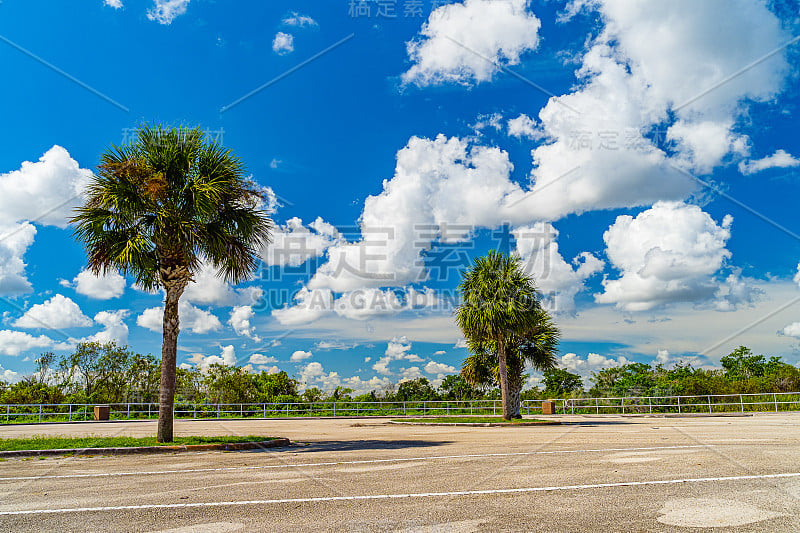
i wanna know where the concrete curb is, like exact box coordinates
[0,438,291,458]
[388,420,561,427]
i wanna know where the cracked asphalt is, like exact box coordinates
[0,413,798,532]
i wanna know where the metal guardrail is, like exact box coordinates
[0,400,524,424]
[556,392,800,415]
[1,392,799,424]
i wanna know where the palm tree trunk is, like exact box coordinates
[157,266,188,443]
[509,373,523,419]
[507,387,521,418]
[497,336,512,420]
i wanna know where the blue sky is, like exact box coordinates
[1,0,800,392]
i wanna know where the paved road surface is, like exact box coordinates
[0,414,799,531]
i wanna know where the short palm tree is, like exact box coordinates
[456,251,555,420]
[462,308,559,417]
[72,124,272,442]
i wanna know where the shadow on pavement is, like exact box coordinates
[271,439,453,453]
[560,420,636,426]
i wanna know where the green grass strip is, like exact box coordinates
[0,435,277,451]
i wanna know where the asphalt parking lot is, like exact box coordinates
[0,413,799,532]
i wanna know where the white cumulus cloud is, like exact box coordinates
[14,295,93,330]
[309,135,521,291]
[781,323,800,338]
[188,345,237,370]
[249,353,277,365]
[334,289,406,320]
[596,202,735,311]
[63,269,126,300]
[402,0,541,86]
[147,0,190,24]
[85,310,129,345]
[0,145,91,228]
[514,223,604,314]
[273,32,294,55]
[0,330,59,356]
[521,0,791,219]
[739,150,800,175]
[424,361,457,374]
[290,350,313,362]
[507,114,542,140]
[262,217,341,267]
[272,287,334,326]
[0,366,20,383]
[0,146,91,295]
[283,12,317,27]
[559,352,630,385]
[0,223,36,296]
[228,305,260,341]
[137,302,221,334]
[373,337,423,375]
[182,261,263,307]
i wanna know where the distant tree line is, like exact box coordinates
[1,343,798,406]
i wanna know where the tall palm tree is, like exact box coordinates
[72,124,272,442]
[462,309,559,417]
[455,251,551,420]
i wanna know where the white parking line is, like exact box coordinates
[2,471,798,516]
[0,445,708,482]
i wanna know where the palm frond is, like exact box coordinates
[455,251,560,390]
[71,122,273,291]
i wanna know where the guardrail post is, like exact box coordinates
[148,404,151,420]
[38,404,42,423]
[596,398,599,414]
[217,404,220,419]
[286,403,289,417]
[740,394,744,413]
[677,397,681,414]
[774,393,778,412]
[6,405,9,423]
[648,397,652,414]
[333,402,337,417]
[356,403,359,416]
[707,396,711,414]
[68,404,72,422]
[621,398,625,415]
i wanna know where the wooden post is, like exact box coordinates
[93,405,110,421]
